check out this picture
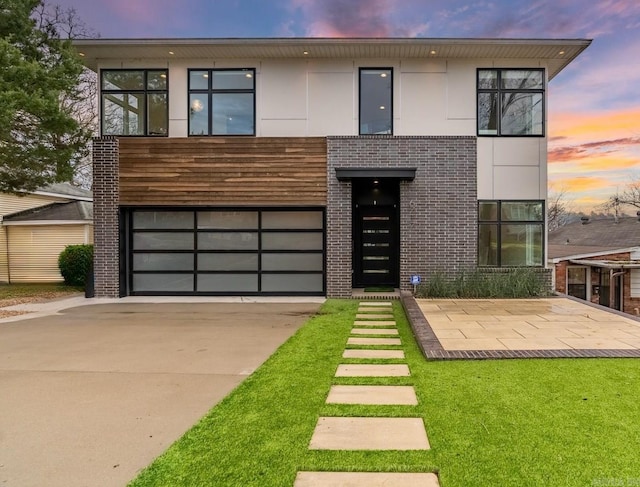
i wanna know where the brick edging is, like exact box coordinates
[401,293,640,360]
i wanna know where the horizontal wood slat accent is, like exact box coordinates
[119,137,328,206]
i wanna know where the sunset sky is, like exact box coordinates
[54,0,640,212]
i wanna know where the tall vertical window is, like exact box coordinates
[359,68,392,135]
[478,200,544,267]
[188,69,255,136]
[477,69,544,136]
[101,70,168,136]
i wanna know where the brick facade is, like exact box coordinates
[92,137,120,298]
[326,136,477,297]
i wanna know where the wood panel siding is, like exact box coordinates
[119,137,328,206]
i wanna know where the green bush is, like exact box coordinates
[416,268,549,299]
[58,244,94,287]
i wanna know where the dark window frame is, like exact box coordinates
[187,68,256,136]
[123,207,325,296]
[478,200,545,267]
[359,67,393,136]
[100,68,168,137]
[477,68,545,137]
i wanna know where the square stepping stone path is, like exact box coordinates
[300,301,438,485]
[326,385,418,405]
[343,349,405,359]
[335,364,410,377]
[294,472,440,487]
[309,417,430,450]
[353,320,397,327]
[347,337,402,346]
[351,327,399,335]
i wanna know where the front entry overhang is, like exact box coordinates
[335,167,417,181]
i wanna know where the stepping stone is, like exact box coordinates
[357,307,393,313]
[326,385,418,405]
[347,337,401,346]
[309,417,430,450]
[295,472,440,487]
[353,320,396,327]
[356,314,395,320]
[335,364,410,377]
[359,302,392,307]
[351,328,399,336]
[343,349,405,359]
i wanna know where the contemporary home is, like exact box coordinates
[0,183,93,283]
[549,216,640,314]
[74,37,591,297]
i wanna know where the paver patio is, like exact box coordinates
[404,296,640,359]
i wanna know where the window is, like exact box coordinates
[101,69,168,136]
[188,69,255,136]
[478,200,544,267]
[477,69,544,136]
[360,68,392,135]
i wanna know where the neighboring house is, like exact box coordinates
[549,217,640,314]
[74,37,591,297]
[0,184,93,283]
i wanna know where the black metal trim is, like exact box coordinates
[359,67,393,136]
[477,199,546,267]
[335,167,416,181]
[476,68,546,138]
[187,68,256,137]
[100,68,169,137]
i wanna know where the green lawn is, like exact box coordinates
[128,299,640,487]
[0,283,82,300]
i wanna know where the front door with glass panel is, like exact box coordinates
[352,179,399,288]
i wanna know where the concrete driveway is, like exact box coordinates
[0,299,322,487]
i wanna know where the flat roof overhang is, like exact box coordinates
[73,37,592,80]
[569,259,640,269]
[335,167,417,181]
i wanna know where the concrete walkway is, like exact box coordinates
[0,297,322,487]
[296,301,439,486]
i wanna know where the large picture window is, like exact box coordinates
[478,200,544,267]
[188,69,255,136]
[101,69,168,136]
[359,68,392,135]
[477,69,544,136]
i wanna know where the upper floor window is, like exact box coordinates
[477,69,544,136]
[360,68,392,135]
[188,69,255,136]
[478,200,544,267]
[101,69,168,136]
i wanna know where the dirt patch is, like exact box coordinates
[0,292,81,319]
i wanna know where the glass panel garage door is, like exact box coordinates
[127,208,324,295]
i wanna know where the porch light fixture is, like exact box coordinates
[245,73,253,78]
[558,50,565,55]
[430,50,437,55]
[78,52,85,57]
[303,50,309,55]
[168,51,175,55]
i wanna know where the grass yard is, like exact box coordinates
[128,299,640,487]
[0,283,82,301]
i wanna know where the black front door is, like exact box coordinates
[352,179,400,288]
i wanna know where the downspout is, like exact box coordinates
[610,269,625,311]
[5,224,10,283]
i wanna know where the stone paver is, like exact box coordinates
[347,337,402,346]
[335,364,410,377]
[351,328,399,335]
[294,472,440,487]
[309,417,430,450]
[353,320,397,327]
[326,385,418,405]
[355,314,395,320]
[342,349,405,359]
[359,302,393,307]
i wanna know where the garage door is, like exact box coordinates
[125,208,325,295]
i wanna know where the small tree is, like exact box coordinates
[547,187,572,230]
[0,0,93,193]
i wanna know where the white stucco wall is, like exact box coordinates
[97,57,550,202]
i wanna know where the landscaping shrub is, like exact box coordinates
[416,268,549,298]
[58,244,94,287]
